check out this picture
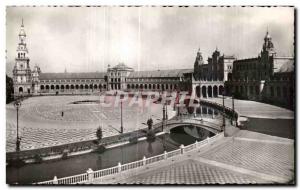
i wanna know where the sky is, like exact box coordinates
[6,6,294,76]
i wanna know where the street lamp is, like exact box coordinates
[13,100,22,152]
[120,101,123,134]
[222,92,226,134]
[231,94,235,125]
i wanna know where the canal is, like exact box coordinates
[7,125,214,184]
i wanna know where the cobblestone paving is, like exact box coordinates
[117,159,267,184]
[199,138,294,180]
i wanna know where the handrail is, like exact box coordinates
[36,132,224,185]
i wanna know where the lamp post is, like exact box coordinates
[14,100,22,152]
[120,101,123,134]
[162,104,166,131]
[231,94,235,125]
[222,92,226,134]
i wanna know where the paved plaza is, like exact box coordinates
[94,130,294,184]
[6,95,175,152]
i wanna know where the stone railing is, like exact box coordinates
[36,132,224,185]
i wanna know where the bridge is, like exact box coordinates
[163,117,223,134]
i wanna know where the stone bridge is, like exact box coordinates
[163,117,222,134]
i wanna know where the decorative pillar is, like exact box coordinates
[164,151,167,160]
[143,156,146,166]
[86,168,94,183]
[118,162,122,173]
[180,144,185,154]
[53,176,58,185]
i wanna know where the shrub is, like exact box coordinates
[146,130,156,142]
[61,149,69,160]
[34,154,43,163]
[95,145,106,154]
[129,136,138,144]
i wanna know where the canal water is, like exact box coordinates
[243,117,295,139]
[7,125,214,184]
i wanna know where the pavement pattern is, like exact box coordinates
[93,130,294,184]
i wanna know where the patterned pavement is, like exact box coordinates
[97,130,294,184]
[118,159,266,184]
[6,96,175,152]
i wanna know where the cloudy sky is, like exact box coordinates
[6,6,294,76]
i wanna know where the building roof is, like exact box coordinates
[39,72,106,80]
[108,63,134,71]
[128,69,193,78]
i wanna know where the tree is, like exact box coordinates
[96,126,103,143]
[147,118,153,130]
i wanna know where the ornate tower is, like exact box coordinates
[260,30,277,79]
[193,48,204,80]
[13,19,32,96]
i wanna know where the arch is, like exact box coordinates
[219,85,224,95]
[255,86,259,95]
[51,85,55,90]
[127,84,130,89]
[80,84,84,89]
[94,84,97,89]
[40,85,45,90]
[276,86,281,97]
[140,84,143,89]
[213,85,218,97]
[19,87,23,93]
[208,86,212,98]
[66,85,69,90]
[131,84,134,89]
[71,84,74,89]
[89,84,93,89]
[283,86,287,97]
[99,84,102,89]
[149,84,152,89]
[61,85,64,90]
[85,84,89,89]
[103,84,106,89]
[270,86,274,97]
[75,84,79,89]
[170,84,173,90]
[56,85,59,90]
[174,84,177,90]
[195,85,201,98]
[135,84,139,89]
[46,85,49,90]
[153,84,156,90]
[144,84,147,89]
[240,86,244,95]
[250,86,254,95]
[166,84,169,90]
[157,84,160,90]
[202,86,207,98]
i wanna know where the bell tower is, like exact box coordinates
[13,19,32,96]
[194,48,204,80]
